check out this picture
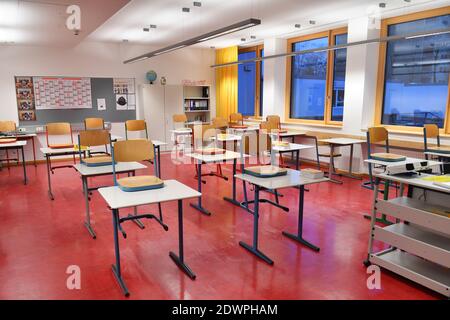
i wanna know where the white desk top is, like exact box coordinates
[424,151,450,158]
[211,134,242,142]
[229,126,259,133]
[152,140,168,147]
[374,173,450,194]
[2,133,37,138]
[272,143,313,152]
[236,168,329,190]
[170,128,192,134]
[269,131,306,138]
[365,157,441,168]
[98,179,201,209]
[0,140,27,148]
[73,162,146,176]
[40,146,88,155]
[320,138,364,145]
[186,150,247,163]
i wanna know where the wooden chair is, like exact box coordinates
[315,133,342,176]
[0,121,18,170]
[366,127,390,189]
[229,113,244,127]
[78,130,113,166]
[172,114,192,149]
[111,139,166,233]
[193,124,228,181]
[423,124,449,173]
[46,122,76,168]
[85,118,108,155]
[125,120,148,140]
[266,115,281,130]
[84,118,105,130]
[212,117,229,131]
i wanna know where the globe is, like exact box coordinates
[146,70,157,83]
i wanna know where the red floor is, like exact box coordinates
[0,154,441,300]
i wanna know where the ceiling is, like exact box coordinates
[0,0,448,48]
[0,0,130,46]
[88,0,449,48]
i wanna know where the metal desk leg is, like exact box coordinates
[82,176,96,239]
[340,144,362,180]
[31,136,37,167]
[128,171,145,229]
[157,145,161,178]
[295,150,300,171]
[223,159,241,206]
[327,144,342,184]
[46,155,54,200]
[190,162,211,216]
[282,185,320,252]
[21,146,27,185]
[169,199,196,279]
[111,209,130,296]
[239,185,274,265]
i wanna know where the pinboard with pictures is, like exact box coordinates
[113,78,136,111]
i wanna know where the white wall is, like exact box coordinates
[0,41,215,160]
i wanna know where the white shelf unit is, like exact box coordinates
[367,174,450,298]
[183,85,210,122]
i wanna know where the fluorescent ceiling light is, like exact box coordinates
[124,18,261,64]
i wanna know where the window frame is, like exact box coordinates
[238,44,264,118]
[285,27,348,126]
[374,6,450,134]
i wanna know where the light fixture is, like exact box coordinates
[193,1,202,7]
[250,35,256,39]
[295,24,301,28]
[211,27,450,68]
[241,38,246,42]
[182,7,190,12]
[379,2,386,8]
[309,20,316,25]
[124,18,261,64]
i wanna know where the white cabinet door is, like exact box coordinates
[140,84,166,145]
[164,85,183,150]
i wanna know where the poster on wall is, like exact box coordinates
[114,78,136,110]
[33,76,92,110]
[15,76,36,121]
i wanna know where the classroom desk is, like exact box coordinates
[170,128,192,149]
[234,169,329,265]
[424,151,450,158]
[319,138,364,184]
[0,140,27,184]
[152,140,167,178]
[271,143,313,170]
[363,157,442,225]
[98,180,201,296]
[73,162,147,238]
[186,150,247,216]
[210,134,242,152]
[1,133,37,166]
[41,146,88,200]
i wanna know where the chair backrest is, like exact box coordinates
[266,115,281,129]
[367,126,389,156]
[125,120,148,140]
[46,122,73,147]
[79,130,110,147]
[173,114,188,123]
[423,124,440,151]
[46,122,71,135]
[212,117,228,130]
[112,139,154,162]
[84,118,104,130]
[259,121,278,133]
[0,121,16,132]
[229,113,243,125]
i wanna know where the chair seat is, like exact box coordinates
[0,138,17,144]
[370,152,406,162]
[117,175,164,192]
[244,165,287,178]
[427,146,450,154]
[272,141,289,147]
[49,143,74,149]
[229,125,247,129]
[82,156,114,167]
[319,153,342,158]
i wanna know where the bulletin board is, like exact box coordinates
[15,76,137,126]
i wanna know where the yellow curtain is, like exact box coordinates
[215,46,238,120]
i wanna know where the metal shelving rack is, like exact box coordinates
[365,172,450,298]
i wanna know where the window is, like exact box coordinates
[375,8,450,133]
[286,28,348,124]
[238,45,264,117]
